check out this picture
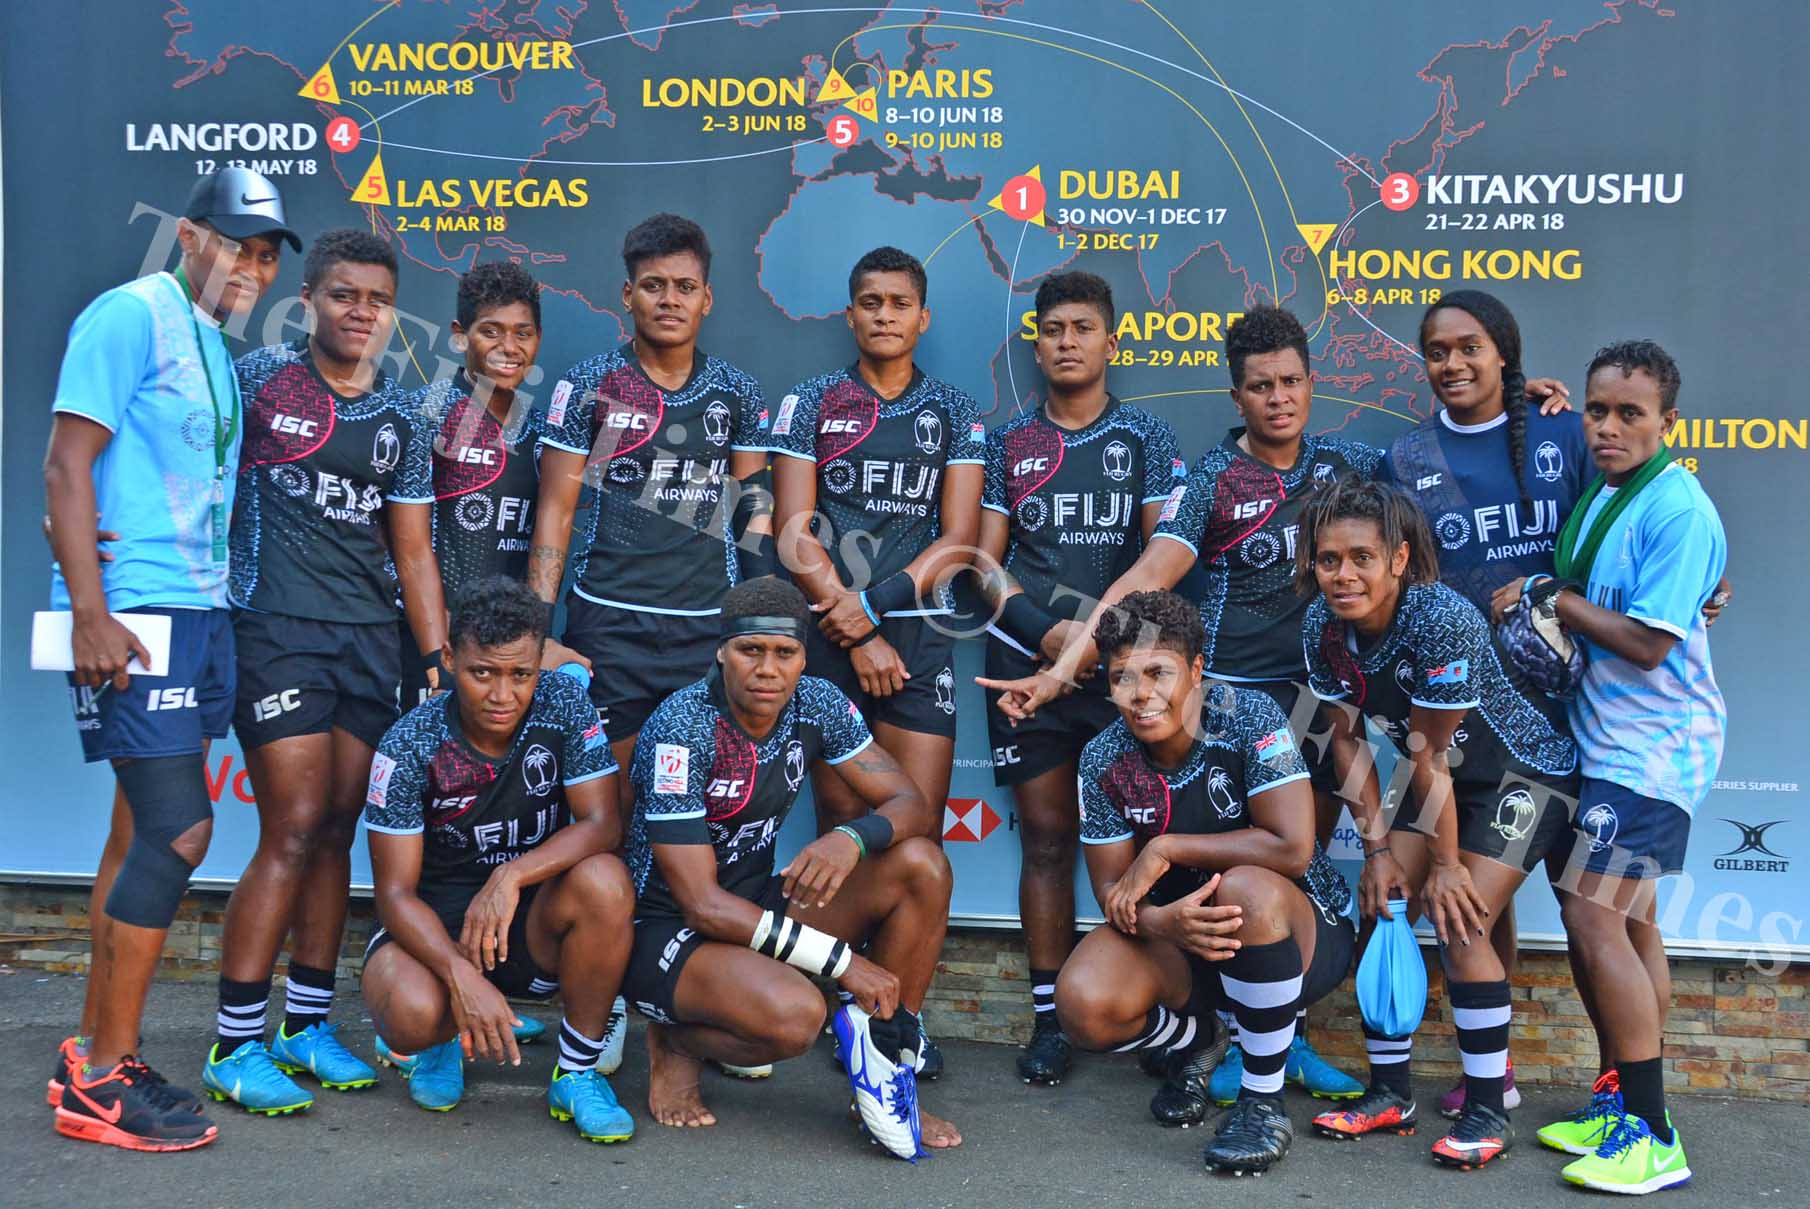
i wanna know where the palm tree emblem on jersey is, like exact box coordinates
[1102,440,1132,481]
[522,744,556,797]
[914,410,943,454]
[372,422,401,473]
[1207,767,1241,819]
[1582,802,1618,852]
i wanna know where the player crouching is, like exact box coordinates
[1049,591,1357,1177]
[359,577,636,1141]
[622,577,961,1158]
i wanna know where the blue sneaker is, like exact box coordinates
[512,1016,548,1046]
[548,1067,634,1142]
[271,1021,378,1090]
[1208,1043,1244,1106]
[1286,1034,1363,1100]
[408,1040,464,1112]
[201,1042,314,1115]
[373,1035,419,1077]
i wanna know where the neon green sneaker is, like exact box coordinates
[1538,1069,1622,1155]
[1561,1113,1691,1195]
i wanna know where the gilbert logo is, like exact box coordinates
[1713,819,1790,873]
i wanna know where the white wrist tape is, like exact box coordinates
[749,909,853,978]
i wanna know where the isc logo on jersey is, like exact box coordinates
[1233,497,1274,521]
[271,413,318,437]
[145,686,198,711]
[1254,728,1296,762]
[654,743,689,795]
[821,418,863,435]
[605,410,650,430]
[454,446,498,465]
[1013,456,1050,476]
[1425,660,1470,685]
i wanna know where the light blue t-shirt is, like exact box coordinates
[49,271,243,611]
[1567,462,1726,812]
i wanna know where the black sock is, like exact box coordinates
[1363,1023,1413,1099]
[1449,978,1511,1115]
[1030,967,1059,1029]
[556,1017,606,1076]
[281,962,336,1035]
[1110,1005,1203,1053]
[1221,938,1304,1098]
[216,976,270,1056]
[1619,1057,1670,1143]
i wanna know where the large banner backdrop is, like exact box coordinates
[4,1,1805,958]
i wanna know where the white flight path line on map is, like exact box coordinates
[1333,198,1424,360]
[1004,220,1029,418]
[375,137,827,166]
[357,5,1376,185]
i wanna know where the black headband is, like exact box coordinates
[721,614,806,641]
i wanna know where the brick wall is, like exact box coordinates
[5,882,1805,1102]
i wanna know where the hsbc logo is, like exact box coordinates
[454,446,497,465]
[1233,497,1273,520]
[942,797,1001,843]
[146,686,199,711]
[1012,456,1050,476]
[253,688,301,722]
[271,413,318,437]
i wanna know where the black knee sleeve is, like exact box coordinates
[104,754,212,929]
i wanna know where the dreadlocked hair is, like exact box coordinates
[1421,289,1530,509]
[1293,477,1440,597]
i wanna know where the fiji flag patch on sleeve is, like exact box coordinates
[1254,728,1296,763]
[1425,660,1470,686]
[582,721,607,751]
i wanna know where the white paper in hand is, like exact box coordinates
[31,611,171,677]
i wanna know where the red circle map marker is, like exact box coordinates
[1000,173,1045,222]
[1379,171,1419,211]
[826,113,858,148]
[325,116,361,155]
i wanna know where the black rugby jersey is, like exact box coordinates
[1154,429,1382,681]
[540,345,767,614]
[231,340,429,623]
[628,673,872,918]
[363,670,616,916]
[1302,580,1577,800]
[771,365,984,614]
[407,373,544,593]
[1078,685,1350,917]
[982,398,1183,643]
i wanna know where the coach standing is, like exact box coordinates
[42,168,297,1151]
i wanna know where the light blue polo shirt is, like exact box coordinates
[50,271,243,611]
[1567,463,1727,812]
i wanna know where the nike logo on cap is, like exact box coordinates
[240,194,279,207]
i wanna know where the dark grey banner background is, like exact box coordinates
[3,1,1805,955]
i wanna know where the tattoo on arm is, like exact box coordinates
[526,544,565,600]
[847,744,904,778]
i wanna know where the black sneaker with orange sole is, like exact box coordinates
[55,1058,219,1152]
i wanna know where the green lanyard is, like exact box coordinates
[173,267,241,564]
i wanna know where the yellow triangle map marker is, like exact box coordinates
[988,165,1046,227]
[815,67,856,104]
[299,62,342,105]
[350,152,390,206]
[1297,222,1337,255]
[842,86,878,122]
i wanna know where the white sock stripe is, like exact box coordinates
[1365,1037,1414,1055]
[1170,1017,1198,1052]
[1221,973,1305,1011]
[529,977,561,995]
[1238,1021,1297,1058]
[1147,1011,1181,1051]
[1460,1051,1510,1079]
[1452,1004,1512,1031]
[217,1002,267,1019]
[1033,1003,1056,1013]
[1366,1050,1412,1064]
[1113,1006,1174,1052]
[1031,983,1056,996]
[1243,1068,1288,1094]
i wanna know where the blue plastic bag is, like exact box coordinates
[555,660,592,692]
[1356,898,1428,1037]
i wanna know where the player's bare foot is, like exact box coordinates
[921,1109,963,1148]
[647,1023,716,1127]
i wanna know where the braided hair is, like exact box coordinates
[1420,289,1530,509]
